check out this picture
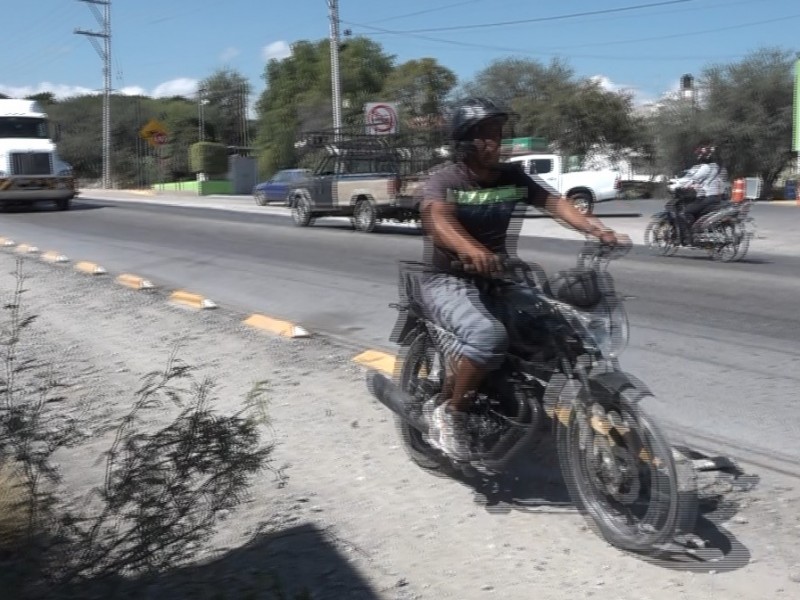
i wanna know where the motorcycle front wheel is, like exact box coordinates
[644,218,679,256]
[555,384,698,554]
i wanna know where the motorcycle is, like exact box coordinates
[366,240,700,555]
[645,187,755,262]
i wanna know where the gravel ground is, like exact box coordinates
[2,251,800,600]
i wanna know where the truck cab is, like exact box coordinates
[506,151,621,215]
[0,99,76,210]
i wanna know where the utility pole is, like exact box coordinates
[327,0,343,138]
[75,0,111,189]
[197,87,206,142]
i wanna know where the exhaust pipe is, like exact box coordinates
[366,370,430,435]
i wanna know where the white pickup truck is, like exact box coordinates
[506,152,620,214]
[0,98,76,210]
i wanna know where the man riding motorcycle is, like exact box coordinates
[418,97,628,462]
[673,145,726,244]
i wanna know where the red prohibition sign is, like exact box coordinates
[367,104,396,133]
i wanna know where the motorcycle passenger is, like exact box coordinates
[676,145,726,244]
[418,97,627,462]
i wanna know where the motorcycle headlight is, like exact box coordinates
[579,300,630,359]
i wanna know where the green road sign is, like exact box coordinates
[502,137,548,152]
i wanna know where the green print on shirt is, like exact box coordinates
[448,185,527,205]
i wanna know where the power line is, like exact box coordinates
[546,12,800,51]
[361,1,481,25]
[341,17,745,62]
[342,4,796,62]
[345,0,693,35]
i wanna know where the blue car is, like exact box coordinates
[253,169,311,206]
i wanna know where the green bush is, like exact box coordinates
[190,142,229,176]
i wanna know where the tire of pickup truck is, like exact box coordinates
[352,198,377,233]
[291,193,314,227]
[569,192,593,215]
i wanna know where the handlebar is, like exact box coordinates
[450,239,632,278]
[577,238,632,264]
[450,256,527,275]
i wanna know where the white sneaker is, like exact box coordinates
[426,399,473,462]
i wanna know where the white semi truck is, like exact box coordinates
[0,98,76,210]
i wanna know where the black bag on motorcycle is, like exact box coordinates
[548,267,614,308]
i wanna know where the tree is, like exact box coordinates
[25,92,57,106]
[199,68,252,149]
[254,36,395,178]
[381,58,457,121]
[535,79,640,158]
[648,47,797,197]
[701,47,797,197]
[458,57,638,157]
[458,56,574,109]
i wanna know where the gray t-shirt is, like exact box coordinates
[420,161,556,273]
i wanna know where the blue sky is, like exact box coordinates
[2,0,798,112]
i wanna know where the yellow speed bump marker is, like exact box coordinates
[352,350,396,375]
[116,273,155,290]
[41,251,69,263]
[14,243,39,254]
[75,261,107,275]
[243,314,310,338]
[170,290,217,310]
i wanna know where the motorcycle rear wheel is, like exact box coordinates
[712,223,746,262]
[395,331,454,476]
[555,385,698,554]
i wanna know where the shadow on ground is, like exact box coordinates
[443,432,761,574]
[0,201,105,214]
[4,522,392,600]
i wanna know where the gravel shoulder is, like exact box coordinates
[2,252,800,600]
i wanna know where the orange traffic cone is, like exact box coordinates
[731,178,745,203]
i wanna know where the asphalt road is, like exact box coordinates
[2,196,800,471]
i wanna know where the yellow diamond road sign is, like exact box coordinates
[140,118,168,144]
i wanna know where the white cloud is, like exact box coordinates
[589,74,659,108]
[118,85,149,96]
[150,78,199,98]
[0,78,201,100]
[220,47,240,62]
[0,82,96,99]
[262,40,291,62]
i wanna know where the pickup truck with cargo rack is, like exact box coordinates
[287,132,443,232]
